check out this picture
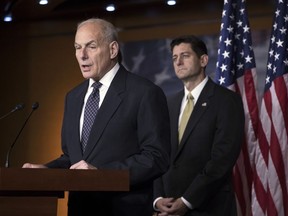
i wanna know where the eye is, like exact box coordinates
[182,53,190,58]
[88,43,97,49]
[74,44,81,50]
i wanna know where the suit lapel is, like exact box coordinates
[176,79,215,158]
[83,67,126,158]
[69,80,89,161]
[169,91,184,160]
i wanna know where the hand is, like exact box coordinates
[157,198,188,216]
[70,160,97,170]
[155,198,175,215]
[22,163,47,168]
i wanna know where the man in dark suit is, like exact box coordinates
[153,35,244,216]
[23,18,171,216]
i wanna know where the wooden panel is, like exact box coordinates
[0,168,129,216]
[0,197,58,216]
[0,168,129,193]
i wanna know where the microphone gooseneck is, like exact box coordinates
[0,103,25,120]
[5,102,39,168]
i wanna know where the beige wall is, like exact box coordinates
[0,6,272,215]
[0,21,82,215]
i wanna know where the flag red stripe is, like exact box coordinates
[268,125,288,215]
[274,77,288,133]
[254,94,270,214]
[253,168,267,213]
[236,81,254,167]
[244,69,259,134]
[233,163,246,216]
[257,118,269,166]
[267,76,288,216]
[267,188,278,216]
[234,70,257,216]
[239,133,253,189]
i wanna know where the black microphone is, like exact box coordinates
[5,102,39,168]
[0,103,25,120]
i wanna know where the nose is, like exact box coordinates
[175,56,183,66]
[79,48,88,60]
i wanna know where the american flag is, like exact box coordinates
[257,0,288,215]
[215,0,259,215]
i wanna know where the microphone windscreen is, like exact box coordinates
[15,103,25,111]
[32,102,39,110]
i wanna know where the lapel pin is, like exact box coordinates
[202,102,207,106]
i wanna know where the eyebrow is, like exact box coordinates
[74,40,96,47]
[173,51,191,57]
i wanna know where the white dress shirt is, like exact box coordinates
[79,63,120,140]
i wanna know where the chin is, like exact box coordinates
[176,73,186,79]
[81,72,92,79]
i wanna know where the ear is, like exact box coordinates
[200,54,209,68]
[109,41,119,59]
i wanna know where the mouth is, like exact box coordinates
[178,68,186,72]
[81,64,92,72]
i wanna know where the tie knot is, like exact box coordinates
[92,82,102,90]
[187,93,193,101]
[91,82,102,97]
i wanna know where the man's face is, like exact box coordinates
[74,22,114,81]
[172,43,207,82]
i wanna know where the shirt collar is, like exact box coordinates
[184,76,208,105]
[88,63,120,89]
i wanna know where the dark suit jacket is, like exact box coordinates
[154,78,244,216]
[46,65,171,216]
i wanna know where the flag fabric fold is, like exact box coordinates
[215,0,259,215]
[258,0,288,215]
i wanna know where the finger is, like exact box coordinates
[70,162,80,169]
[70,160,85,169]
[22,163,32,168]
[22,163,47,168]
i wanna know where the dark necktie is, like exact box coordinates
[81,82,102,152]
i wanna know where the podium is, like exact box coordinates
[0,168,129,216]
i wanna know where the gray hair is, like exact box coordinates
[77,18,119,44]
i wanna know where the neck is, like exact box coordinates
[184,77,206,91]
